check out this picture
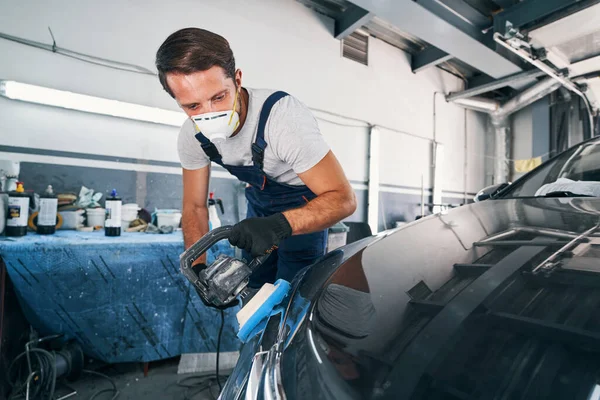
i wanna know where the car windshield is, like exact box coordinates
[499,139,600,198]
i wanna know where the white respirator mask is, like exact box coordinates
[191,90,240,142]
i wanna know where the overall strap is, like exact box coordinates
[252,91,289,170]
[194,132,223,164]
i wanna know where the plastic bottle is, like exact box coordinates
[208,192,224,230]
[37,185,58,235]
[6,182,30,237]
[105,189,122,237]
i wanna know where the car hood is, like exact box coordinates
[279,197,600,399]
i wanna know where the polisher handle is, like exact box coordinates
[179,226,233,275]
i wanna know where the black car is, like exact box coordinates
[220,137,600,400]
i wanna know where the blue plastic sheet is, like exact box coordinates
[0,231,240,363]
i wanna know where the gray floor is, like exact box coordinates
[63,357,226,400]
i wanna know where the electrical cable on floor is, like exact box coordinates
[216,309,224,392]
[175,308,228,399]
[7,347,57,400]
[7,341,120,400]
[82,370,120,400]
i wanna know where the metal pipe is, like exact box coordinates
[450,77,562,182]
[494,77,562,121]
[446,69,546,102]
[494,124,509,184]
[493,32,596,135]
[450,77,561,117]
[452,96,499,113]
[493,78,560,181]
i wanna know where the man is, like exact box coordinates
[155,28,356,287]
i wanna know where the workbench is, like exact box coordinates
[0,231,239,363]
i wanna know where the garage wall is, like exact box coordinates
[0,0,486,229]
[467,110,489,191]
[512,105,534,180]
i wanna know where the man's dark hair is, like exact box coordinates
[155,28,236,97]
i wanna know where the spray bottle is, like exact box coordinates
[6,182,30,237]
[208,192,224,230]
[105,189,122,237]
[37,185,58,235]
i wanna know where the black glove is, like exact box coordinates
[190,262,207,277]
[229,213,292,256]
[190,262,209,303]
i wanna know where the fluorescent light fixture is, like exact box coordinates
[0,80,186,127]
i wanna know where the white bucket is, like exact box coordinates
[156,210,182,229]
[86,208,106,227]
[121,203,140,229]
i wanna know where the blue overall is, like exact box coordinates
[194,91,328,287]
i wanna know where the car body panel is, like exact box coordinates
[222,137,600,400]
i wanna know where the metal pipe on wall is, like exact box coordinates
[495,78,562,121]
[494,124,509,184]
[450,77,562,183]
[451,96,499,113]
[446,70,546,102]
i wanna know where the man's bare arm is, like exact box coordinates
[283,151,356,235]
[182,166,211,263]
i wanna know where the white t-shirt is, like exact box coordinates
[177,88,330,186]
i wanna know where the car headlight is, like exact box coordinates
[218,333,261,400]
[219,307,286,399]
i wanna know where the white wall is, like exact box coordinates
[466,111,488,193]
[0,0,486,200]
[512,105,534,180]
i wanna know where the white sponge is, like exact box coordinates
[236,283,276,328]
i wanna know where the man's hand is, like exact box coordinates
[283,152,356,235]
[182,167,210,264]
[229,213,292,256]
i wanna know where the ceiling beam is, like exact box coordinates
[413,0,493,46]
[334,5,374,39]
[437,0,491,28]
[347,0,523,81]
[494,0,590,36]
[412,46,453,73]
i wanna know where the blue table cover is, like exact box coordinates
[0,230,240,363]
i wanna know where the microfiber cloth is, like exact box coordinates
[237,279,291,343]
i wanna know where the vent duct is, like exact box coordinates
[343,31,369,65]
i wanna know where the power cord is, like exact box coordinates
[176,373,228,400]
[175,308,228,399]
[6,345,119,400]
[7,347,57,400]
[216,309,225,392]
[82,370,120,400]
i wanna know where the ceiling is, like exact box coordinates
[527,2,600,109]
[297,0,484,80]
[296,0,600,108]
